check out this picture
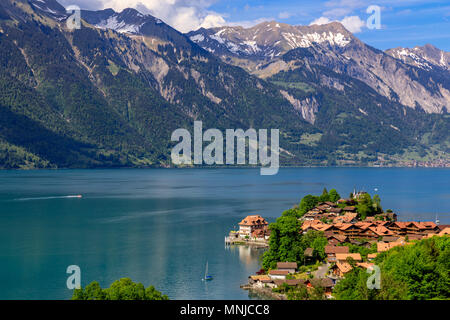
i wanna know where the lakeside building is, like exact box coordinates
[276,262,298,274]
[238,215,269,239]
[299,198,442,241]
[325,245,350,263]
[226,215,270,246]
[268,270,289,280]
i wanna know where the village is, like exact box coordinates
[234,192,450,300]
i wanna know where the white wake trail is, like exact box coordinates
[14,195,83,201]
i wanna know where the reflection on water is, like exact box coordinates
[0,168,448,300]
[225,245,266,267]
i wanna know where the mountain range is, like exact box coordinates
[0,0,448,169]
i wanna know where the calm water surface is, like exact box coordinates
[0,168,449,300]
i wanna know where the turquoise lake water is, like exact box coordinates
[0,168,448,300]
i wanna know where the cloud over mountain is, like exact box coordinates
[310,15,365,33]
[58,0,226,32]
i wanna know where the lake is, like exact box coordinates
[0,168,448,300]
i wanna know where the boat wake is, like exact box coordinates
[14,195,83,201]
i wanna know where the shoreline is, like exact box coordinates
[2,165,450,172]
[241,284,286,300]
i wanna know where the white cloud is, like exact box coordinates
[340,15,365,33]
[310,15,365,33]
[309,17,332,26]
[200,13,226,29]
[59,0,226,32]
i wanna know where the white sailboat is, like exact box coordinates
[203,261,213,281]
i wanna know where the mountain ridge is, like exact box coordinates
[0,0,448,169]
[188,21,449,115]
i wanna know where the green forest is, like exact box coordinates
[72,278,169,300]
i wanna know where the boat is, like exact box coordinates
[203,261,213,281]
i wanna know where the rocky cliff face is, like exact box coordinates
[0,0,448,168]
[386,44,450,71]
[187,21,352,60]
[190,22,449,115]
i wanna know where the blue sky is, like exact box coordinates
[62,0,450,51]
[208,0,450,51]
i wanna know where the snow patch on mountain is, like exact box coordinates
[189,34,205,42]
[96,16,144,34]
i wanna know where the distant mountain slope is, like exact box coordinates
[0,0,448,168]
[0,0,314,168]
[386,44,450,72]
[187,21,352,61]
[189,22,450,115]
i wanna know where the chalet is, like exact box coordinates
[368,225,395,237]
[329,207,343,215]
[377,242,389,252]
[251,228,270,240]
[325,245,349,262]
[238,215,268,238]
[303,212,318,221]
[305,278,334,299]
[301,220,319,233]
[377,239,406,252]
[326,234,349,246]
[439,227,450,236]
[273,279,306,288]
[331,261,352,278]
[407,234,424,241]
[335,223,362,239]
[332,259,373,278]
[381,236,400,243]
[355,221,374,229]
[249,275,273,288]
[276,262,298,274]
[308,208,322,214]
[313,223,332,232]
[419,222,439,234]
[334,212,358,224]
[317,204,330,212]
[387,221,439,236]
[301,221,332,233]
[268,270,289,280]
[335,253,362,262]
[388,222,409,235]
[317,202,336,211]
[356,262,375,270]
[406,222,427,234]
[375,220,393,227]
[350,239,374,248]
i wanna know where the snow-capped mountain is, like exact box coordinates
[82,8,163,35]
[29,0,67,20]
[187,21,353,60]
[0,0,449,168]
[188,21,449,114]
[81,7,194,51]
[386,44,449,71]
